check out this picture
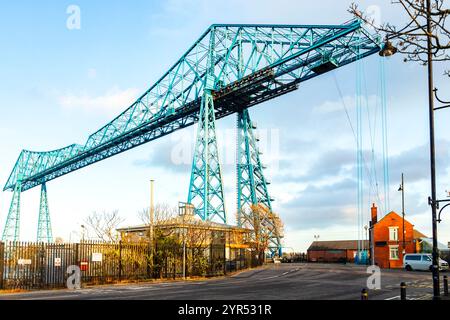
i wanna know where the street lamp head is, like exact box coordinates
[379,40,398,57]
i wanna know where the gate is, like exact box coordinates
[0,241,256,290]
[0,242,4,289]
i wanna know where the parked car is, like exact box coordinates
[403,253,449,271]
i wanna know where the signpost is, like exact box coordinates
[18,259,32,266]
[80,260,88,271]
[92,252,103,263]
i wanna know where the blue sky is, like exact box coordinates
[0,1,449,251]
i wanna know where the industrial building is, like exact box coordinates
[307,240,369,263]
[307,204,436,268]
[117,205,254,263]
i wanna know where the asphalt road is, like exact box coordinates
[0,263,441,300]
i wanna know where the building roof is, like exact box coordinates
[413,229,427,239]
[117,214,251,233]
[376,211,414,227]
[308,240,369,251]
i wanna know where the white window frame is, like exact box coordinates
[389,245,399,260]
[389,227,399,241]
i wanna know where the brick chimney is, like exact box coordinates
[370,203,378,226]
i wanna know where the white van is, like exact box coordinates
[403,253,449,271]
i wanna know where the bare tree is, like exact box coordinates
[137,203,178,239]
[84,210,124,242]
[350,1,450,74]
[243,204,285,258]
[181,217,216,276]
[138,203,178,225]
[54,237,65,244]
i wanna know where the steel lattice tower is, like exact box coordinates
[188,30,227,222]
[37,183,53,243]
[1,181,21,242]
[237,109,282,256]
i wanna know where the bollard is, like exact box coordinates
[361,288,368,300]
[444,276,449,297]
[400,282,407,300]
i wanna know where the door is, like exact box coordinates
[405,255,420,270]
[421,254,432,271]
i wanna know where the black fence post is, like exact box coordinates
[39,242,46,289]
[444,275,448,297]
[361,288,368,300]
[118,241,122,282]
[147,242,154,279]
[223,244,226,276]
[400,282,407,300]
[0,242,4,290]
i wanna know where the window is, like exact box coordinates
[422,255,432,262]
[405,255,421,261]
[389,227,399,241]
[389,245,399,260]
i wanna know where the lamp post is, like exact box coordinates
[430,90,450,222]
[378,0,441,298]
[424,0,441,299]
[182,217,186,280]
[179,202,190,280]
[364,225,369,265]
[398,173,406,256]
[149,179,155,246]
[81,225,86,242]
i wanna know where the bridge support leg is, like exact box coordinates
[1,182,22,242]
[37,183,53,243]
[187,89,226,223]
[236,109,282,257]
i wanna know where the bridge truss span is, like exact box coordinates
[2,19,382,255]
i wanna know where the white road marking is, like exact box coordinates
[259,275,280,280]
[384,295,400,300]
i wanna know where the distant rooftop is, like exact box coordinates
[117,213,251,233]
[308,240,369,251]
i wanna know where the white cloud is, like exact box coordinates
[58,86,140,116]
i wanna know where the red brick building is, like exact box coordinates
[306,204,425,267]
[307,240,369,263]
[370,204,420,269]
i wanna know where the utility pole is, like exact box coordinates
[425,0,440,300]
[376,0,444,298]
[81,225,86,242]
[398,173,406,256]
[149,179,154,246]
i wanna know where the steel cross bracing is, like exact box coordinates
[37,183,53,243]
[4,20,381,193]
[188,30,227,222]
[188,89,227,222]
[2,19,382,242]
[237,109,282,256]
[1,181,21,241]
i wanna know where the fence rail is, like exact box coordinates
[0,241,262,290]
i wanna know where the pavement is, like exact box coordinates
[0,263,445,300]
